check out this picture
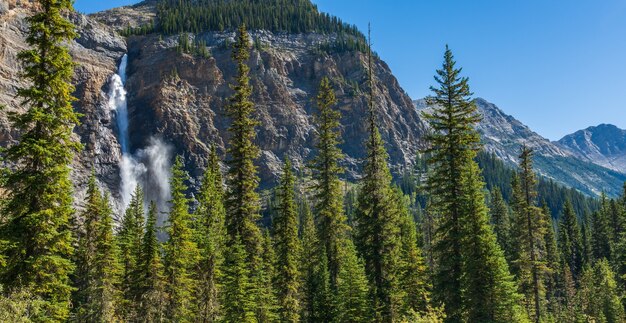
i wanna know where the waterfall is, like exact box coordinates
[108,54,172,215]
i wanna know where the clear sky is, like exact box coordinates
[74,0,626,140]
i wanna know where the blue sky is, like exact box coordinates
[74,0,626,140]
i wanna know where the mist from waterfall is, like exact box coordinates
[107,54,172,216]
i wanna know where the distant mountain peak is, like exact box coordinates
[558,123,626,174]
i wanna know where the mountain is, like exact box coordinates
[0,1,429,210]
[414,98,626,197]
[558,124,626,175]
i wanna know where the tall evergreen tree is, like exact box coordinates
[335,240,371,322]
[577,259,625,323]
[222,235,255,323]
[73,175,120,322]
[489,188,512,262]
[274,158,302,322]
[137,201,166,322]
[300,203,332,322]
[193,145,227,322]
[224,23,263,259]
[163,156,200,321]
[256,231,279,321]
[591,194,612,262]
[310,76,348,288]
[0,0,81,319]
[423,46,524,322]
[354,26,403,321]
[558,200,583,282]
[541,203,561,317]
[510,146,546,322]
[117,185,145,319]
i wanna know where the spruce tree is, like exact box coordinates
[137,201,166,322]
[300,203,332,322]
[510,146,546,322]
[591,194,612,261]
[274,158,302,322]
[541,203,561,317]
[423,46,524,322]
[73,175,121,322]
[394,187,431,317]
[558,200,583,282]
[0,0,80,319]
[335,240,371,322]
[256,231,279,321]
[117,185,145,319]
[193,145,227,322]
[224,23,263,259]
[310,76,348,288]
[354,27,403,321]
[577,259,625,322]
[489,188,512,262]
[163,156,200,321]
[222,235,255,323]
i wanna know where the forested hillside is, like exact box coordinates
[1,1,626,322]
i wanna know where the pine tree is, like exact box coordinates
[224,23,263,260]
[0,0,80,319]
[577,259,625,322]
[394,187,431,317]
[591,194,612,261]
[117,185,145,319]
[310,76,348,288]
[222,235,255,323]
[558,200,583,282]
[354,26,403,321]
[163,156,200,321]
[73,175,121,322]
[423,46,524,322]
[137,201,166,322]
[335,240,371,322]
[193,145,227,322]
[510,146,546,322]
[489,188,512,262]
[274,158,302,322]
[300,203,332,322]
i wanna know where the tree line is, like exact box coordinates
[1,2,626,323]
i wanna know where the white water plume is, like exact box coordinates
[107,54,173,214]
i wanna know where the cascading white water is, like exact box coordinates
[107,54,172,214]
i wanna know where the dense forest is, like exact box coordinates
[2,1,626,322]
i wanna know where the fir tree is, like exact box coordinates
[73,175,120,322]
[354,26,403,321]
[423,46,524,322]
[510,146,546,322]
[274,158,302,322]
[117,185,145,319]
[0,0,80,319]
[193,145,227,322]
[577,259,625,322]
[541,203,561,316]
[310,76,348,288]
[489,188,512,262]
[137,201,166,322]
[591,194,612,262]
[300,203,332,322]
[256,231,279,321]
[163,156,200,321]
[335,240,371,322]
[222,235,255,323]
[558,200,583,282]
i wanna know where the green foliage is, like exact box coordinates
[335,240,371,322]
[222,235,255,322]
[137,201,166,322]
[117,186,145,319]
[120,20,156,36]
[311,76,348,288]
[163,156,200,321]
[577,259,625,322]
[72,175,121,322]
[0,0,81,319]
[193,145,227,321]
[156,0,364,40]
[176,33,211,58]
[0,286,46,322]
[423,46,525,322]
[558,200,584,282]
[489,188,513,262]
[274,159,303,322]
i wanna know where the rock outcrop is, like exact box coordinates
[558,124,626,175]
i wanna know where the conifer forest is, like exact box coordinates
[1,1,626,322]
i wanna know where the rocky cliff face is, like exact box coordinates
[414,98,626,196]
[99,2,428,190]
[0,3,127,208]
[558,124,626,175]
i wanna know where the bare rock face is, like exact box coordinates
[558,124,626,174]
[0,5,127,207]
[122,30,428,188]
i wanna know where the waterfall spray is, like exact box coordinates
[107,54,173,215]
